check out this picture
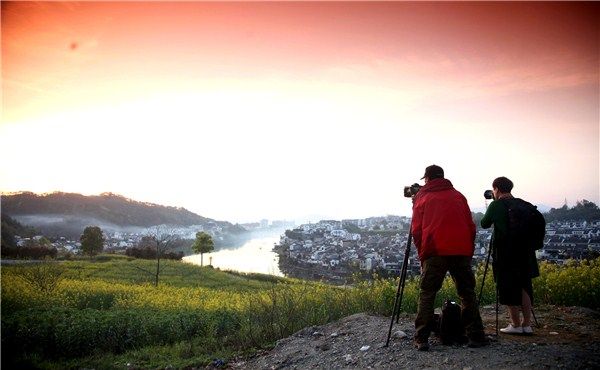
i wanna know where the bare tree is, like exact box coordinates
[134,225,178,287]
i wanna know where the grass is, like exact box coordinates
[60,255,278,290]
[2,254,599,369]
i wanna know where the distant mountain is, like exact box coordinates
[1,213,39,248]
[1,192,230,237]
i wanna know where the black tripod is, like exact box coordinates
[385,227,413,347]
[477,234,499,336]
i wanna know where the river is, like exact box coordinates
[183,235,283,276]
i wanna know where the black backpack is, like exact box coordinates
[433,299,466,345]
[500,198,546,250]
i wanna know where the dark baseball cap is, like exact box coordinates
[421,165,444,180]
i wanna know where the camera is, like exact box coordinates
[483,190,494,200]
[404,183,422,198]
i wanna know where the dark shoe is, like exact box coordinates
[467,337,490,348]
[456,335,469,345]
[414,341,430,351]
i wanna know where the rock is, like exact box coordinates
[316,342,331,351]
[360,345,371,351]
[209,359,225,368]
[312,331,324,337]
[549,332,559,335]
[393,330,408,339]
[330,332,339,338]
[298,326,317,336]
[344,354,353,363]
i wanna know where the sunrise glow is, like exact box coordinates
[2,2,598,222]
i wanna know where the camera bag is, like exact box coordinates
[432,299,467,345]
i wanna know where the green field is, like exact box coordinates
[2,255,599,369]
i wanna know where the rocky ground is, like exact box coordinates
[228,305,600,369]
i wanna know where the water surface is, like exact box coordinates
[183,236,282,276]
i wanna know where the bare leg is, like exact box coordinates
[507,306,521,327]
[521,289,532,327]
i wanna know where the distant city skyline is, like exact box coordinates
[1,2,598,223]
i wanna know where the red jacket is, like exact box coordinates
[411,178,475,262]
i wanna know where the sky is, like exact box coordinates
[1,2,599,223]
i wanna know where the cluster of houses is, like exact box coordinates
[538,220,600,261]
[274,217,600,280]
[274,216,419,279]
[11,218,294,256]
[14,232,145,255]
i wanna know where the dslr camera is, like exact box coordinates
[483,190,494,200]
[404,183,422,198]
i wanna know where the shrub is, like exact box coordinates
[533,259,600,309]
[2,257,599,367]
[12,262,65,293]
[1,245,57,259]
[125,246,183,260]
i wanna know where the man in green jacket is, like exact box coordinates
[481,176,539,335]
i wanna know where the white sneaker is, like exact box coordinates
[522,326,533,335]
[500,324,523,334]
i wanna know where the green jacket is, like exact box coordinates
[481,198,539,278]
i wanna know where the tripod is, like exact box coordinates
[385,226,413,347]
[477,233,499,336]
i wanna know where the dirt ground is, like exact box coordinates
[228,305,600,369]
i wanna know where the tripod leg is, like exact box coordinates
[495,285,499,337]
[395,266,407,323]
[395,234,412,324]
[531,307,539,327]
[385,273,405,347]
[385,231,412,347]
[478,247,492,307]
[524,290,539,327]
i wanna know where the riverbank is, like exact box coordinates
[276,253,356,285]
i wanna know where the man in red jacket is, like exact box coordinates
[411,165,487,351]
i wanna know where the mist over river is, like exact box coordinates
[183,236,283,276]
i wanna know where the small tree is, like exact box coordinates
[191,231,214,267]
[134,226,177,287]
[15,262,65,293]
[80,226,104,257]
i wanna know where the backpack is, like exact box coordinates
[432,299,466,345]
[500,198,546,250]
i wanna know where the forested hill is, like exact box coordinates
[472,200,600,225]
[544,200,600,222]
[0,192,220,228]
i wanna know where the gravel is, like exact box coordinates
[228,305,600,369]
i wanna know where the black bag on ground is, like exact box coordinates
[432,299,467,345]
